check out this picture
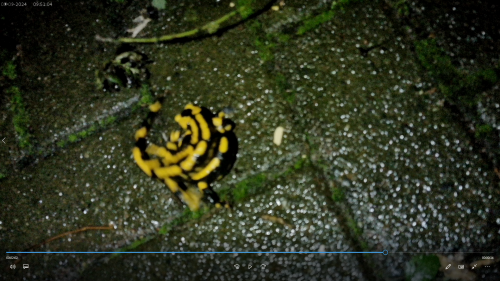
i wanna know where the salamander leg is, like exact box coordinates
[197,182,231,209]
[165,178,202,211]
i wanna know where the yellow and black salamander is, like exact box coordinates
[133,99,238,211]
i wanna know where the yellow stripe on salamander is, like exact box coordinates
[166,142,177,151]
[175,114,189,130]
[191,157,221,181]
[212,117,223,127]
[197,181,208,190]
[180,141,207,171]
[170,130,181,142]
[154,165,183,178]
[219,136,229,153]
[164,178,180,193]
[167,145,194,166]
[146,144,191,167]
[177,131,191,147]
[189,118,199,144]
[185,104,202,115]
[193,140,208,156]
[135,127,148,141]
[146,144,172,159]
[175,115,199,144]
[133,147,161,177]
[149,101,162,112]
[195,113,211,141]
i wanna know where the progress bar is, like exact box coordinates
[391,252,494,254]
[7,251,389,254]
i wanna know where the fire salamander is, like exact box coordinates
[133,99,238,211]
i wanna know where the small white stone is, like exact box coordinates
[273,126,285,146]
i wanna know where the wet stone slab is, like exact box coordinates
[1,118,183,278]
[272,1,499,278]
[2,0,499,280]
[1,4,310,280]
[7,1,139,142]
[79,167,365,281]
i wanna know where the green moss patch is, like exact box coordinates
[237,0,255,19]
[101,116,117,126]
[249,20,291,65]
[297,10,336,35]
[405,255,440,281]
[8,86,33,150]
[476,124,493,139]
[415,38,499,159]
[283,157,309,176]
[56,140,67,148]
[68,134,78,143]
[275,74,296,104]
[233,173,267,202]
[2,60,17,80]
[347,217,362,236]
[138,84,154,107]
[57,117,116,148]
[415,39,499,105]
[254,37,276,63]
[331,187,345,202]
[297,0,363,35]
[110,235,155,258]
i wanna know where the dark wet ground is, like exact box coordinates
[1,0,499,280]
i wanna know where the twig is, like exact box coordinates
[26,224,115,251]
[95,2,274,44]
[10,224,115,267]
[96,9,240,44]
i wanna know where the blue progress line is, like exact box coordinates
[7,251,386,254]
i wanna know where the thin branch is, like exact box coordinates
[96,4,263,44]
[9,224,115,268]
[21,224,115,253]
[25,224,115,251]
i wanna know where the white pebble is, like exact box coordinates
[273,126,285,146]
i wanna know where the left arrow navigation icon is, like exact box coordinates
[1,138,5,144]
